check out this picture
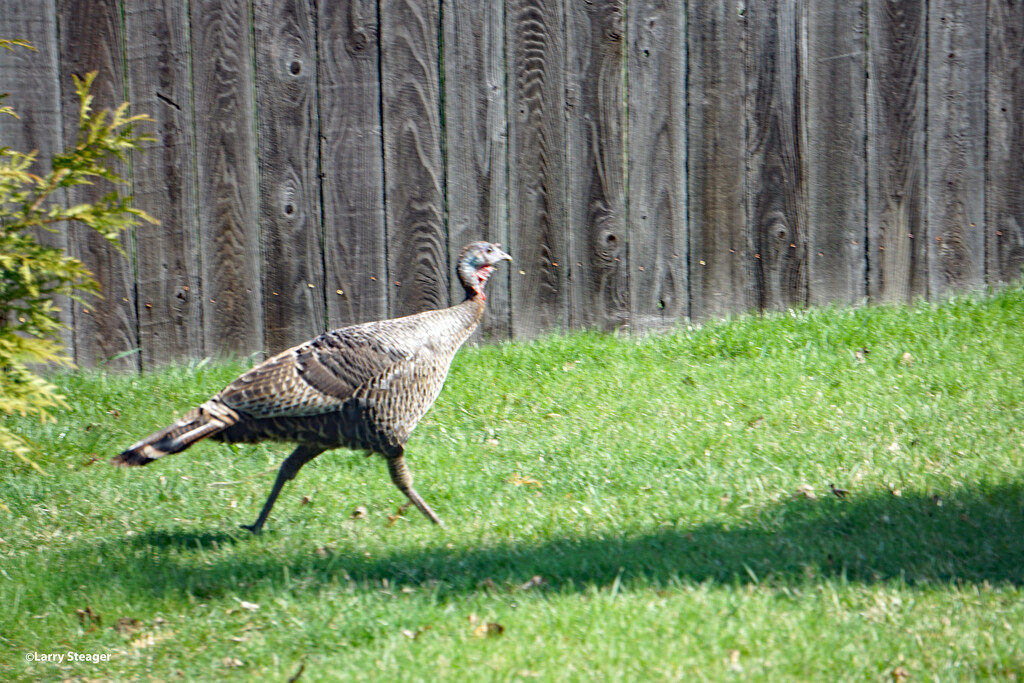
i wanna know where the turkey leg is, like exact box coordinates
[386,451,443,525]
[242,444,323,534]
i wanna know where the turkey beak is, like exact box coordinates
[490,246,512,264]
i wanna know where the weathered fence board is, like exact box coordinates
[987,0,1024,284]
[59,0,139,371]
[507,0,569,337]
[566,0,629,332]
[443,0,511,340]
[746,0,807,311]
[191,0,263,358]
[688,0,750,321]
[381,0,447,319]
[125,1,204,369]
[318,0,389,330]
[627,0,688,332]
[0,0,71,351]
[1,0,1020,369]
[254,0,325,352]
[867,0,928,303]
[927,0,986,296]
[802,0,867,306]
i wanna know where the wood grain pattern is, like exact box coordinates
[0,0,71,351]
[507,0,569,337]
[318,0,388,329]
[746,0,806,312]
[443,0,510,341]
[566,0,628,331]
[380,0,447,319]
[254,0,325,352]
[125,1,203,368]
[987,0,1024,284]
[58,0,139,371]
[191,0,264,358]
[7,1,1023,366]
[627,0,688,332]
[688,0,750,321]
[867,0,927,303]
[926,0,986,296]
[802,0,867,306]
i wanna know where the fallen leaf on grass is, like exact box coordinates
[519,575,546,591]
[508,473,542,488]
[114,617,143,636]
[130,630,172,650]
[222,657,244,668]
[793,484,816,500]
[401,625,432,640]
[468,613,505,638]
[473,621,505,638]
[387,510,407,526]
[891,665,909,682]
[75,606,101,627]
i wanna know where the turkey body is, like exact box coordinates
[211,298,483,455]
[113,241,511,533]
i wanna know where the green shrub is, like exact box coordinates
[0,39,156,473]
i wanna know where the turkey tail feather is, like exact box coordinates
[111,403,235,467]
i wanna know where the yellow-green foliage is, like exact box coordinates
[0,39,156,471]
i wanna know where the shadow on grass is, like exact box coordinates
[58,484,1024,599]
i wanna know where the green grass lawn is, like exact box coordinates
[3,289,1024,681]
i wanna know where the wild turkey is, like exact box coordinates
[112,241,512,533]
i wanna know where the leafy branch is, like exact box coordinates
[1,44,157,472]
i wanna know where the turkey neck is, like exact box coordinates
[456,290,487,331]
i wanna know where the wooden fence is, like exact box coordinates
[1,1,1022,371]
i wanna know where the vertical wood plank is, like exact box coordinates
[0,0,71,351]
[319,0,388,329]
[802,0,867,306]
[443,0,510,340]
[507,0,569,337]
[627,0,688,332]
[926,1,986,296]
[566,0,628,331]
[746,0,806,312]
[254,0,324,352]
[987,0,1024,284]
[125,1,203,369]
[380,0,447,318]
[867,0,927,303]
[191,0,263,358]
[0,0,63,187]
[58,0,139,371]
[688,0,749,321]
